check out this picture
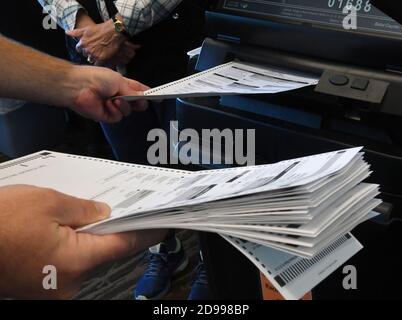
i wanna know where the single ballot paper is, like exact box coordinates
[117,61,319,101]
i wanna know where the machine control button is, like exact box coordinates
[329,74,350,86]
[351,78,370,91]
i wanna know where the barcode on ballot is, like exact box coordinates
[172,185,216,202]
[116,190,154,208]
[274,234,351,287]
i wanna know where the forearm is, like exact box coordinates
[115,0,183,36]
[0,36,83,108]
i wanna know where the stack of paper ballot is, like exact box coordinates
[117,61,319,101]
[0,147,380,300]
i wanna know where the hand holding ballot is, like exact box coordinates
[0,185,166,299]
[67,65,149,123]
[0,148,381,299]
[0,35,149,124]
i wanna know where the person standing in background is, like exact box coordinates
[38,0,208,163]
[37,0,214,300]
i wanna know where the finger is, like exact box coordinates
[75,41,82,54]
[75,229,168,270]
[111,45,136,66]
[121,49,136,62]
[124,42,141,51]
[113,99,132,117]
[119,79,149,111]
[75,40,88,57]
[131,99,148,111]
[118,58,132,66]
[122,44,136,55]
[66,28,85,39]
[113,51,133,66]
[119,55,134,66]
[104,99,124,123]
[125,79,150,92]
[113,97,147,112]
[53,193,111,228]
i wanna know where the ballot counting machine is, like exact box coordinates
[175,0,402,299]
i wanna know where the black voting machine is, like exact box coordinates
[176,1,402,299]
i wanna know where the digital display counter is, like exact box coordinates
[222,0,402,37]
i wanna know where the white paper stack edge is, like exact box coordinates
[0,147,380,299]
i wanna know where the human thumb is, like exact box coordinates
[55,193,111,228]
[66,28,85,39]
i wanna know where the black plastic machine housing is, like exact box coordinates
[177,0,402,299]
[192,0,402,221]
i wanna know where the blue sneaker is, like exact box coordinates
[134,236,189,300]
[188,261,211,300]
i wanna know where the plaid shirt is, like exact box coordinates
[38,0,183,36]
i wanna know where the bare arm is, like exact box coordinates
[0,35,148,123]
[0,35,82,108]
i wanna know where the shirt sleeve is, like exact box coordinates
[37,0,86,31]
[114,0,183,36]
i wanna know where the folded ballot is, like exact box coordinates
[117,61,319,101]
[0,147,380,299]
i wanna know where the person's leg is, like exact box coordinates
[134,231,189,300]
[100,106,160,164]
[123,1,207,296]
[188,248,211,300]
